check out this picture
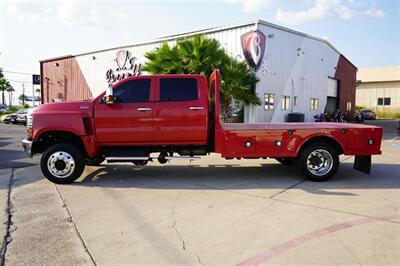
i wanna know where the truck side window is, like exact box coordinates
[160,78,198,101]
[113,79,151,103]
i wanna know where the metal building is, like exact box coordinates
[356,66,400,112]
[40,20,357,122]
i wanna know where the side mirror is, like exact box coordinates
[103,87,115,104]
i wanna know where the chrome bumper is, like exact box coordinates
[22,139,33,158]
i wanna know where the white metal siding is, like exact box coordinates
[251,24,340,122]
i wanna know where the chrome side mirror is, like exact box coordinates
[103,87,115,104]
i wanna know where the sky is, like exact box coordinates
[0,0,399,96]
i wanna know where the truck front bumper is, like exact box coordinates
[22,139,33,158]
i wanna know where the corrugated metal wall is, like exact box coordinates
[250,23,340,122]
[41,57,92,103]
[334,55,357,114]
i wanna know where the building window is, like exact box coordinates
[377,97,391,106]
[293,96,298,106]
[310,98,319,111]
[281,96,290,110]
[346,102,352,111]
[264,93,274,110]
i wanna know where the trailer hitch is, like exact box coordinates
[353,155,371,175]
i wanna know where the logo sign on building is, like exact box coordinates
[32,74,41,85]
[106,50,141,84]
[241,30,266,71]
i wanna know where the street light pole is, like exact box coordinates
[32,83,35,106]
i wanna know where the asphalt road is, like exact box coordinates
[0,120,399,265]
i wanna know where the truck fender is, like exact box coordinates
[295,135,345,156]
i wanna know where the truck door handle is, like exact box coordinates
[137,108,152,112]
[189,106,204,110]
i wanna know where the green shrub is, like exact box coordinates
[375,109,400,119]
[355,105,365,111]
[0,106,23,115]
[9,106,19,112]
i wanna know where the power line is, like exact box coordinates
[1,69,39,76]
[7,79,33,84]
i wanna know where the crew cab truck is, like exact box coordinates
[22,70,382,184]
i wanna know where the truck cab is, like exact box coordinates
[95,75,209,145]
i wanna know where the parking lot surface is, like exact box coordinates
[0,121,399,265]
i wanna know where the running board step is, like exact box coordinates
[106,156,149,161]
[105,155,201,162]
[165,156,201,160]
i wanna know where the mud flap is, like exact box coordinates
[353,155,371,175]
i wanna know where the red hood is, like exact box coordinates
[33,100,94,116]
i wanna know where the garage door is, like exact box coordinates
[327,78,338,97]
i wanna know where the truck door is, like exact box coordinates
[94,77,154,144]
[153,77,208,145]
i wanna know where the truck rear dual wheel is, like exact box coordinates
[40,143,85,184]
[296,142,339,182]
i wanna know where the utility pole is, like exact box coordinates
[32,83,35,106]
[22,83,25,106]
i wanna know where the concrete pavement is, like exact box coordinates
[0,122,399,265]
[0,124,92,265]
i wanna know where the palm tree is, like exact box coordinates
[0,69,8,105]
[6,87,15,106]
[142,35,260,120]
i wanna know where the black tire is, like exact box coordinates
[86,157,105,166]
[40,143,85,184]
[296,142,339,182]
[275,157,293,166]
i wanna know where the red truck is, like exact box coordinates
[22,70,382,184]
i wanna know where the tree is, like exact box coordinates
[0,69,12,106]
[6,87,15,106]
[142,35,260,120]
[18,94,28,105]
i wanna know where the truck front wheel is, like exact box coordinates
[296,142,339,182]
[40,143,85,184]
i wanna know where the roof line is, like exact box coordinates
[255,20,341,55]
[40,20,258,62]
[39,54,74,63]
[40,19,351,65]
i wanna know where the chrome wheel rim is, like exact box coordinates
[47,151,75,178]
[306,149,333,176]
